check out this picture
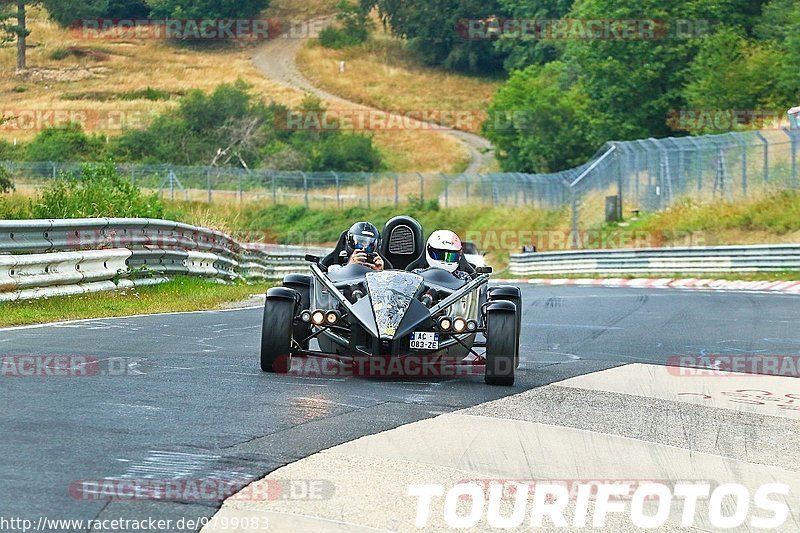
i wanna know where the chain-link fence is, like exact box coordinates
[3,128,798,248]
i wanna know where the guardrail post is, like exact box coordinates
[418,173,424,203]
[365,172,371,208]
[302,172,309,208]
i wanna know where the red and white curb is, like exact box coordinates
[493,278,800,294]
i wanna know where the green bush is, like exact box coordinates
[319,0,372,49]
[25,124,106,162]
[32,162,165,219]
[0,164,13,194]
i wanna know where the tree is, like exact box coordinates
[0,0,34,71]
[494,0,575,70]
[682,27,785,134]
[483,61,598,172]
[369,0,509,73]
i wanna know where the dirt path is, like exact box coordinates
[252,20,495,174]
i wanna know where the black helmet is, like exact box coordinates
[346,221,380,254]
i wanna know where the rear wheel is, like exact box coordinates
[260,290,297,373]
[484,302,517,386]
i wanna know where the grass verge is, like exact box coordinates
[0,277,271,328]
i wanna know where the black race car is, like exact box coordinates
[259,216,522,386]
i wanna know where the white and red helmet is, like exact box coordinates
[426,230,462,273]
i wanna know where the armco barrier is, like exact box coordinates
[509,244,800,276]
[0,218,329,301]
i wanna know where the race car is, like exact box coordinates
[258,216,522,386]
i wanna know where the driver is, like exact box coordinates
[414,230,472,281]
[333,221,385,271]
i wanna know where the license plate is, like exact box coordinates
[410,332,439,350]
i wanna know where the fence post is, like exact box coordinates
[333,172,340,208]
[613,144,624,219]
[207,169,212,203]
[786,128,798,188]
[740,137,747,197]
[418,173,424,202]
[395,174,399,208]
[442,173,448,208]
[754,132,769,185]
[566,182,579,250]
[364,172,371,208]
[302,172,309,208]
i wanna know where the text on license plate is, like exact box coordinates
[410,332,439,350]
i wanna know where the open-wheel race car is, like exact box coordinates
[258,216,522,386]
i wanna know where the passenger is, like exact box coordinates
[414,230,472,281]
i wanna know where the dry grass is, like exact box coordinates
[0,5,466,172]
[0,7,300,143]
[266,0,339,19]
[296,27,502,135]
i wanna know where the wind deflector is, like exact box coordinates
[366,271,423,340]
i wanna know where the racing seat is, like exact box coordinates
[381,216,424,271]
[321,231,349,267]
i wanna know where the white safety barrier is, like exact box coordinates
[509,245,800,276]
[0,219,330,301]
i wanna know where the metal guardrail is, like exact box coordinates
[0,218,330,301]
[509,245,800,276]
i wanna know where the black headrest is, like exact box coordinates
[380,216,424,271]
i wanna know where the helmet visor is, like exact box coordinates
[428,245,460,264]
[352,234,378,253]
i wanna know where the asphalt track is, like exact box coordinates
[2,286,800,531]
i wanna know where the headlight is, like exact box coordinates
[453,317,467,333]
[311,310,326,325]
[438,316,452,331]
[325,310,341,325]
[300,310,312,323]
[466,320,478,332]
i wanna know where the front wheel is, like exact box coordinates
[488,286,522,369]
[260,290,297,373]
[484,302,517,386]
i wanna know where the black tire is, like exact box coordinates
[488,288,522,369]
[484,303,517,386]
[284,275,311,349]
[260,296,295,373]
